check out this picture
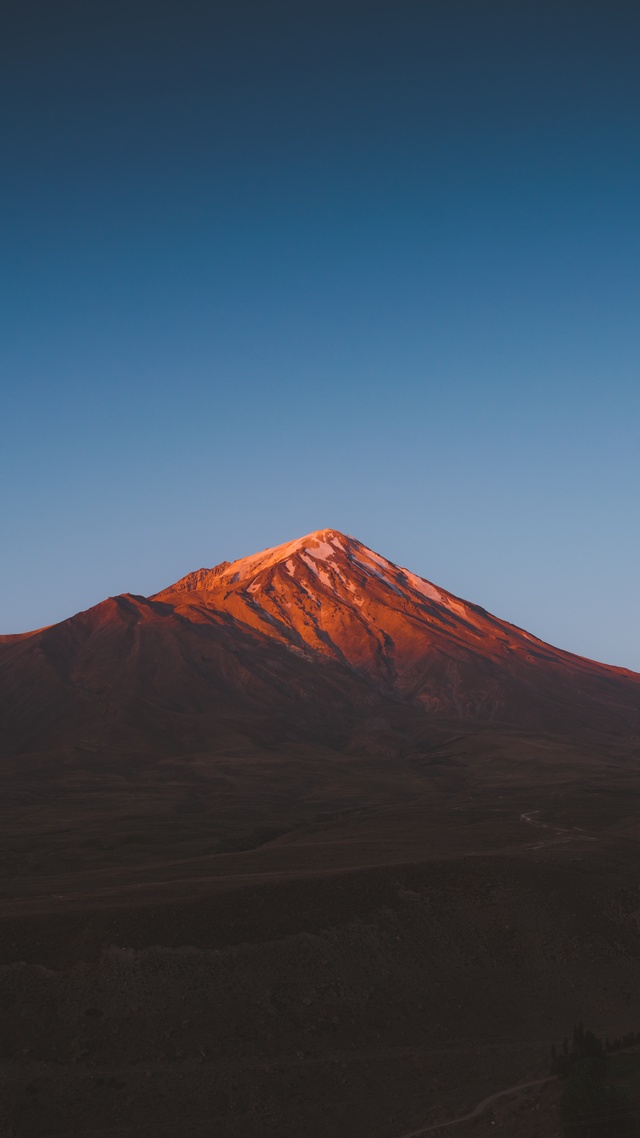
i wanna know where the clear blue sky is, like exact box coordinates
[2,0,639,669]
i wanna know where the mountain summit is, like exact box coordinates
[164,529,446,603]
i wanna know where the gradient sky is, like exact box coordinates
[2,0,639,668]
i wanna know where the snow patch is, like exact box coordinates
[300,552,336,589]
[303,539,335,562]
[362,548,395,572]
[328,561,351,589]
[401,570,443,603]
[444,598,470,620]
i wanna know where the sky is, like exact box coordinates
[1,0,639,669]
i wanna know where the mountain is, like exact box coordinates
[1,529,638,764]
[2,526,638,870]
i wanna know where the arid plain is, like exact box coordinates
[2,530,640,1137]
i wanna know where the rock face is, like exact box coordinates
[1,528,639,758]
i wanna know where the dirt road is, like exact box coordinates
[396,1074,556,1136]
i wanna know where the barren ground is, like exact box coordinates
[3,724,640,1137]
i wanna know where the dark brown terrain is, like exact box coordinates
[2,530,640,1137]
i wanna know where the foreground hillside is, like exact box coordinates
[4,788,640,1138]
[2,530,640,1136]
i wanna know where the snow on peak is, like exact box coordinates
[213,529,350,583]
[223,529,448,608]
[164,529,451,613]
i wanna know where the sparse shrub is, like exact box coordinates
[552,1025,639,1136]
[559,1057,637,1137]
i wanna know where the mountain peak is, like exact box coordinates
[165,529,356,594]
[242,527,352,567]
[158,527,454,626]
[217,528,352,585]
